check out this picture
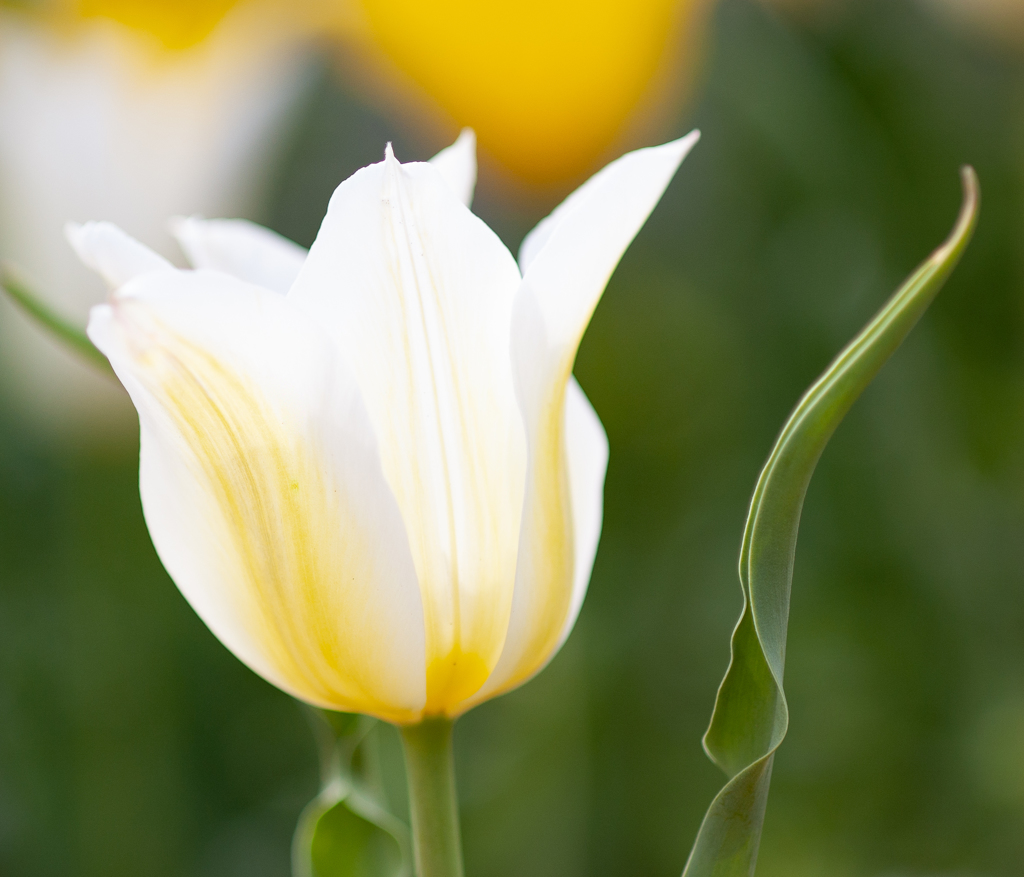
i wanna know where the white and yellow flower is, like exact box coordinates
[75,130,699,722]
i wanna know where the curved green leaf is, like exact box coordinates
[293,710,412,877]
[682,167,979,877]
[0,262,113,375]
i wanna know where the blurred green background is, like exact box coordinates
[4,0,1024,875]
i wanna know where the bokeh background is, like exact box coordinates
[3,0,1024,875]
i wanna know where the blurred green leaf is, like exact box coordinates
[0,263,113,376]
[682,167,979,877]
[293,711,412,877]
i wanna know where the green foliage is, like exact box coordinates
[681,169,979,877]
[293,711,411,877]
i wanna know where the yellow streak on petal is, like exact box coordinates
[366,155,524,715]
[126,312,419,723]
[509,377,576,687]
[463,364,577,710]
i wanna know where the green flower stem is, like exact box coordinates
[399,718,464,877]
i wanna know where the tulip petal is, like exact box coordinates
[166,127,474,295]
[170,216,307,294]
[87,268,427,722]
[518,131,699,349]
[480,134,697,700]
[289,146,526,714]
[65,220,173,289]
[428,128,477,208]
[559,377,609,647]
[467,373,607,708]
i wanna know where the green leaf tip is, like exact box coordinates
[0,262,114,376]
[681,167,979,877]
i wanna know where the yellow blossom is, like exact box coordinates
[354,0,709,184]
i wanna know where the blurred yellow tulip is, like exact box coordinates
[355,0,709,185]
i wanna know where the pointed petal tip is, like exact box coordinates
[516,129,701,278]
[636,130,701,173]
[168,215,212,251]
[63,220,85,254]
[64,220,103,271]
[384,141,397,163]
[167,215,195,239]
[445,128,477,162]
[661,128,701,162]
[65,221,174,290]
[64,219,90,249]
[64,219,117,252]
[428,128,479,208]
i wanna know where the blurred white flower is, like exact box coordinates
[0,4,313,438]
[74,130,698,721]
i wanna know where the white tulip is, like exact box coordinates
[76,129,699,722]
[0,6,312,437]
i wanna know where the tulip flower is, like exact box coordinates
[72,128,698,875]
[74,127,698,721]
[350,0,711,184]
[0,2,313,435]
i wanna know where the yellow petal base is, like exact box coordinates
[425,647,490,717]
